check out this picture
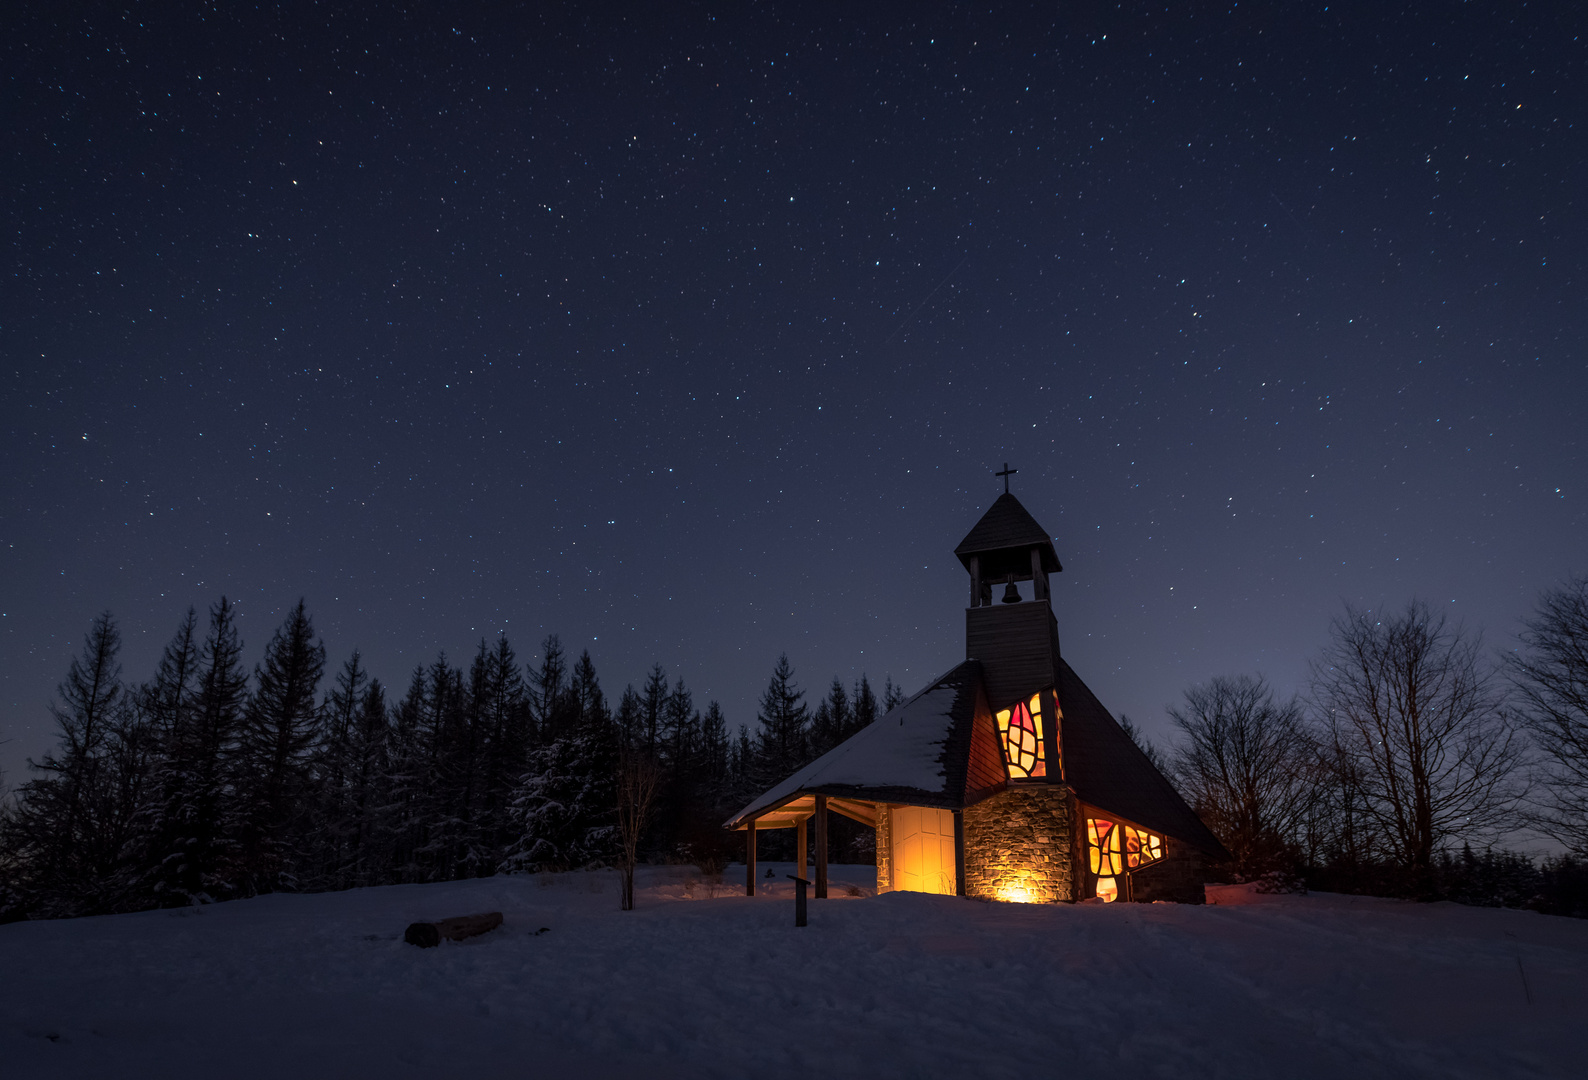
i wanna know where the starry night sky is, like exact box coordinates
[3,2,1583,786]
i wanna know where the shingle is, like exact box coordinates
[954,492,1062,574]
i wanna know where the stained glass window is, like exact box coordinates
[995,693,1047,778]
[1123,825,1164,869]
[1087,818,1123,876]
[1087,818,1165,902]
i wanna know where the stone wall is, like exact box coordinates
[962,785,1076,903]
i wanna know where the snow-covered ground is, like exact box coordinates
[3,865,1585,1079]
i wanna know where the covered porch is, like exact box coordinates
[733,792,964,899]
[732,792,877,898]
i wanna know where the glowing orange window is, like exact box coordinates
[1088,818,1165,902]
[1087,818,1123,876]
[995,694,1046,778]
[1123,825,1164,869]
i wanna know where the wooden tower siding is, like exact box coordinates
[965,602,1061,713]
[961,683,1008,806]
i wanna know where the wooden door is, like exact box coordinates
[890,805,957,895]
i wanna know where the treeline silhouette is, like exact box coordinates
[0,598,903,920]
[1135,578,1588,916]
[8,575,1588,921]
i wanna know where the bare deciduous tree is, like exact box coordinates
[1312,601,1524,881]
[616,748,660,911]
[1510,575,1588,854]
[1168,675,1314,879]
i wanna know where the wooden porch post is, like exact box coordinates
[746,818,757,896]
[953,809,966,897]
[796,815,808,882]
[814,795,829,899]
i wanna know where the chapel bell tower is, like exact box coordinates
[955,470,1066,782]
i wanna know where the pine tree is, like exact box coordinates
[342,679,390,887]
[810,677,851,757]
[698,701,730,809]
[753,655,809,792]
[641,663,669,756]
[651,678,699,856]
[444,643,493,877]
[138,609,202,905]
[568,651,607,730]
[41,612,124,857]
[385,667,429,881]
[883,676,906,713]
[413,655,465,881]
[306,652,369,889]
[499,726,618,871]
[852,674,879,734]
[141,610,200,739]
[530,635,570,742]
[478,637,531,865]
[235,600,326,893]
[93,700,160,910]
[663,679,697,779]
[500,651,617,872]
[729,724,755,806]
[615,685,644,751]
[3,613,140,915]
[172,598,250,902]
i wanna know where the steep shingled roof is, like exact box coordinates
[723,660,984,828]
[1056,658,1229,858]
[954,492,1062,575]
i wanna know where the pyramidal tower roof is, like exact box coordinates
[954,491,1062,574]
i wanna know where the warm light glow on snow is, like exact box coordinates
[993,873,1040,903]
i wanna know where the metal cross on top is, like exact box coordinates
[996,462,1017,493]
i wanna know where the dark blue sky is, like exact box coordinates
[3,2,1583,785]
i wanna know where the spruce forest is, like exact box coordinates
[0,598,903,920]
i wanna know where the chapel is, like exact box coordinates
[725,480,1227,903]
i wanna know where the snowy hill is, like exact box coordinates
[3,866,1585,1079]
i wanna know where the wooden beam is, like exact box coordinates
[814,795,829,899]
[969,554,981,608]
[796,813,808,882]
[735,817,804,830]
[1042,686,1062,783]
[726,792,818,831]
[953,809,966,897]
[746,818,756,896]
[826,798,879,827]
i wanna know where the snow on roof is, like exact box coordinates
[724,662,977,827]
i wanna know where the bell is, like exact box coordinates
[1001,579,1022,604]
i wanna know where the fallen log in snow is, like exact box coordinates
[404,911,503,948]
